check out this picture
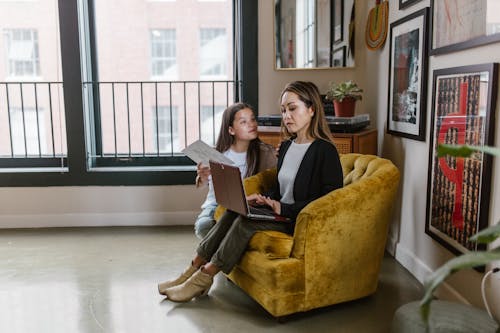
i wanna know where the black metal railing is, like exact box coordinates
[0,81,67,168]
[1,80,240,169]
[83,80,240,160]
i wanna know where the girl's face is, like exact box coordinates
[228,108,258,142]
[280,91,314,137]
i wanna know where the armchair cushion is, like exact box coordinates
[247,230,293,259]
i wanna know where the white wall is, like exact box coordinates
[379,0,500,317]
[0,186,206,228]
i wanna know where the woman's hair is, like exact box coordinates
[279,81,333,143]
[215,102,262,177]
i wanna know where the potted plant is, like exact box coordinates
[326,80,363,117]
[418,144,500,330]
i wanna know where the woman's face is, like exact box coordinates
[228,108,258,142]
[280,91,314,137]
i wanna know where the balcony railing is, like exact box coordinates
[0,80,240,170]
[0,81,67,169]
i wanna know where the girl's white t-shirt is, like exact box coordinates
[201,149,248,209]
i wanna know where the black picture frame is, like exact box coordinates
[399,0,423,10]
[425,63,498,256]
[332,46,346,67]
[333,0,344,44]
[430,0,500,55]
[387,8,429,141]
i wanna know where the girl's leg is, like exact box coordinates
[193,206,216,239]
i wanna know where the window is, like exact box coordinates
[4,29,40,78]
[152,106,179,153]
[200,28,227,78]
[0,0,257,186]
[200,105,224,146]
[150,29,177,79]
[0,0,66,173]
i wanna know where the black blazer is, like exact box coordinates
[268,139,343,221]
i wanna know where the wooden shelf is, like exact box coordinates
[258,127,377,155]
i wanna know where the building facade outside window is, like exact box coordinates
[152,106,179,154]
[150,29,177,79]
[200,28,227,78]
[4,29,40,78]
[200,105,224,146]
[9,107,46,156]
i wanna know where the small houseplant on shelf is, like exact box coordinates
[326,80,363,117]
[420,144,500,332]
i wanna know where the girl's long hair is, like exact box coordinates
[215,102,262,177]
[279,81,333,143]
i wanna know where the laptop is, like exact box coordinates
[209,160,289,222]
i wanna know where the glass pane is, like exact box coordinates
[0,0,67,159]
[91,0,234,156]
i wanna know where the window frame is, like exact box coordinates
[0,0,258,186]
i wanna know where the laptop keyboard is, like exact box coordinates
[249,205,275,216]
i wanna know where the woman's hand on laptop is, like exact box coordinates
[246,194,281,215]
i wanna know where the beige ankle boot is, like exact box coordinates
[164,270,213,302]
[158,264,198,295]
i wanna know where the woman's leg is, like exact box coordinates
[165,217,291,302]
[208,217,292,274]
[196,210,238,262]
[158,210,237,295]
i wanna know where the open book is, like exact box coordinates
[181,140,234,165]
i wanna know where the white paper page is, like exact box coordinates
[182,140,234,165]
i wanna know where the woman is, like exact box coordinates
[158,81,343,302]
[193,103,277,239]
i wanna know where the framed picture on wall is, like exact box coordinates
[332,46,346,67]
[387,8,429,141]
[425,63,498,256]
[430,0,500,55]
[333,0,344,44]
[399,0,423,10]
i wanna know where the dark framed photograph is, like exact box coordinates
[425,63,498,256]
[430,0,500,55]
[387,8,429,141]
[332,46,346,67]
[333,0,344,44]
[399,0,423,10]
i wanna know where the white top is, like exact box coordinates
[201,149,248,209]
[278,141,312,204]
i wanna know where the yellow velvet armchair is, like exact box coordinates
[216,153,400,318]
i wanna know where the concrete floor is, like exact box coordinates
[0,226,423,333]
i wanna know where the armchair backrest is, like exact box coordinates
[291,153,400,260]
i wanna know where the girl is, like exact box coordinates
[158,82,343,302]
[193,102,276,239]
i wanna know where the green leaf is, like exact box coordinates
[437,144,500,158]
[469,223,500,244]
[420,249,500,322]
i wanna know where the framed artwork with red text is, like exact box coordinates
[425,63,498,255]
